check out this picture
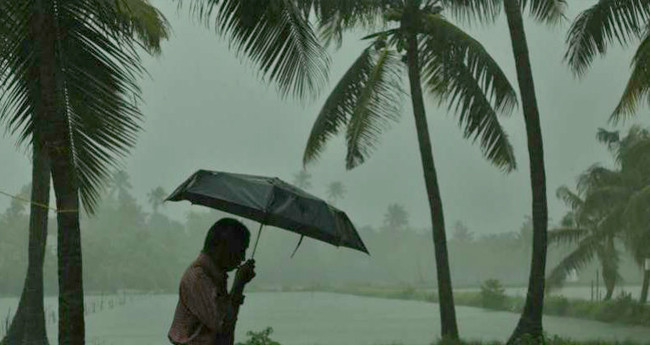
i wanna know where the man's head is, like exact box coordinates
[202,218,251,271]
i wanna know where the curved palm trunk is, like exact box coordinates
[406,32,459,340]
[33,5,85,345]
[640,270,649,304]
[503,0,548,342]
[601,238,617,301]
[602,269,616,301]
[1,139,51,345]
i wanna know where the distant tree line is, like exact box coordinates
[0,171,642,297]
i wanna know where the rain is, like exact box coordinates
[1,1,649,345]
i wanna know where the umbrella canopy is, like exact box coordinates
[166,169,369,255]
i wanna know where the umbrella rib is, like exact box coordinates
[290,235,305,258]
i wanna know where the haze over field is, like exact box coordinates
[2,1,650,345]
[1,1,646,234]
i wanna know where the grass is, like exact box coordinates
[429,338,650,345]
[233,327,650,345]
[279,284,650,328]
[233,326,650,345]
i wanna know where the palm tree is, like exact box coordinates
[573,126,650,304]
[438,0,566,340]
[293,169,313,190]
[384,203,409,231]
[326,181,345,204]
[109,170,134,200]
[303,1,518,338]
[564,0,650,123]
[563,1,650,303]
[3,184,32,219]
[515,216,533,254]
[451,221,473,243]
[147,186,167,214]
[547,184,621,301]
[0,1,169,344]
[599,127,650,304]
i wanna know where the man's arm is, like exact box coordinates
[222,260,255,333]
[222,279,246,330]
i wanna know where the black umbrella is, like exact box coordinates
[165,169,369,257]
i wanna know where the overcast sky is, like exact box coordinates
[1,1,647,235]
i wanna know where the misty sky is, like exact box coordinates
[1,1,648,236]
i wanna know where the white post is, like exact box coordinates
[644,258,650,271]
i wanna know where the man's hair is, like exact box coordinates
[202,217,251,254]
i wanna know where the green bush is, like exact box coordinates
[596,292,636,323]
[236,327,281,345]
[480,279,507,310]
[545,295,570,316]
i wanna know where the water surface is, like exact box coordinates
[1,292,649,345]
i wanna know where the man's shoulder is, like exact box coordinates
[181,259,225,284]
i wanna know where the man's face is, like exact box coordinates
[215,236,249,271]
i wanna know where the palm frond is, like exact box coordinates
[178,0,330,100]
[57,0,151,213]
[583,186,630,213]
[546,231,603,288]
[438,0,502,26]
[548,227,589,245]
[611,29,650,123]
[565,0,650,77]
[559,212,576,227]
[419,14,517,172]
[0,1,36,148]
[344,47,404,169]
[302,47,370,166]
[619,132,650,171]
[303,44,403,168]
[112,0,171,55]
[311,0,386,49]
[420,15,518,115]
[596,127,620,148]
[555,185,584,211]
[621,225,650,266]
[0,0,154,214]
[622,183,650,227]
[520,0,567,25]
[577,165,623,193]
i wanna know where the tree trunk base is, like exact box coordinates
[639,270,649,304]
[1,307,49,345]
[2,142,51,345]
[507,316,544,345]
[604,289,614,301]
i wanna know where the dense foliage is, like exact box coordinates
[0,172,643,297]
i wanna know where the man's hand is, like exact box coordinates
[234,259,256,288]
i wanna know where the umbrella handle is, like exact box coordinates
[250,223,264,259]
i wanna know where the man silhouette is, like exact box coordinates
[168,218,256,345]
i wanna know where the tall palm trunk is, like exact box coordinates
[1,137,51,345]
[503,0,548,342]
[33,4,85,345]
[640,270,650,304]
[405,32,459,340]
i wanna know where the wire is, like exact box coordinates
[0,189,78,213]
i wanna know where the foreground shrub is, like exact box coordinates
[236,327,281,345]
[480,279,507,310]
